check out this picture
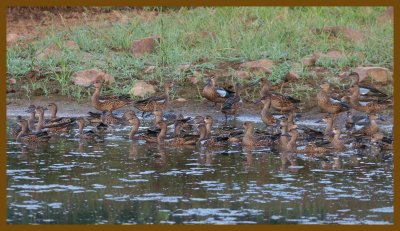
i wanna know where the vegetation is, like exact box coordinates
[7,7,393,101]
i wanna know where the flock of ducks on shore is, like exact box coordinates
[11,71,393,158]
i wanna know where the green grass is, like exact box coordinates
[7,7,393,101]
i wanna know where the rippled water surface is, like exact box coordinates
[7,118,393,224]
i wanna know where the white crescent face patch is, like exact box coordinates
[359,88,370,95]
[216,89,228,97]
[155,99,166,104]
[359,101,369,106]
[330,98,340,103]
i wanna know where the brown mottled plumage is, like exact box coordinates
[35,106,76,133]
[202,76,235,105]
[221,82,243,120]
[76,117,99,140]
[134,81,174,116]
[242,121,274,147]
[16,118,51,143]
[260,96,277,126]
[347,85,387,114]
[258,78,300,112]
[317,83,350,115]
[353,114,380,136]
[91,78,131,112]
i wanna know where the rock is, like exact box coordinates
[239,59,274,73]
[303,57,317,66]
[378,7,393,23]
[6,78,17,84]
[315,26,364,43]
[130,35,161,57]
[234,70,250,80]
[175,98,187,102]
[35,44,61,60]
[63,40,80,50]
[7,33,19,44]
[71,69,115,87]
[320,50,345,59]
[284,71,299,82]
[352,67,392,84]
[130,81,156,97]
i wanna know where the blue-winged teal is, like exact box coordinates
[25,104,37,130]
[35,106,76,133]
[260,96,277,127]
[221,82,243,121]
[371,132,393,150]
[347,72,388,98]
[126,112,141,140]
[196,124,228,147]
[353,114,380,136]
[47,103,76,124]
[202,76,235,106]
[317,83,350,117]
[258,78,300,112]
[16,118,51,143]
[134,81,174,117]
[242,121,274,147]
[347,85,387,115]
[76,117,100,141]
[11,116,30,137]
[143,121,168,144]
[91,78,132,113]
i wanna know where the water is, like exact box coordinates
[7,118,393,224]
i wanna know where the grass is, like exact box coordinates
[7,7,393,102]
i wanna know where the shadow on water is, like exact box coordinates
[6,118,393,224]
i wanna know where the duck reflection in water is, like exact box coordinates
[279,151,299,173]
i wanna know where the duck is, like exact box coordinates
[202,76,235,106]
[352,114,380,136]
[221,82,243,121]
[371,132,393,150]
[196,124,228,147]
[16,118,51,143]
[126,112,141,140]
[11,116,30,137]
[46,103,76,124]
[134,81,174,117]
[91,77,132,113]
[143,121,168,144]
[346,85,387,114]
[25,104,37,130]
[258,78,300,113]
[76,117,100,141]
[330,127,346,152]
[242,121,274,147]
[346,72,388,98]
[260,96,277,127]
[35,106,76,133]
[317,83,350,118]
[100,111,129,125]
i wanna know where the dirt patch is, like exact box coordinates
[7,7,160,46]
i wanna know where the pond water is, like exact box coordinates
[6,117,393,224]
